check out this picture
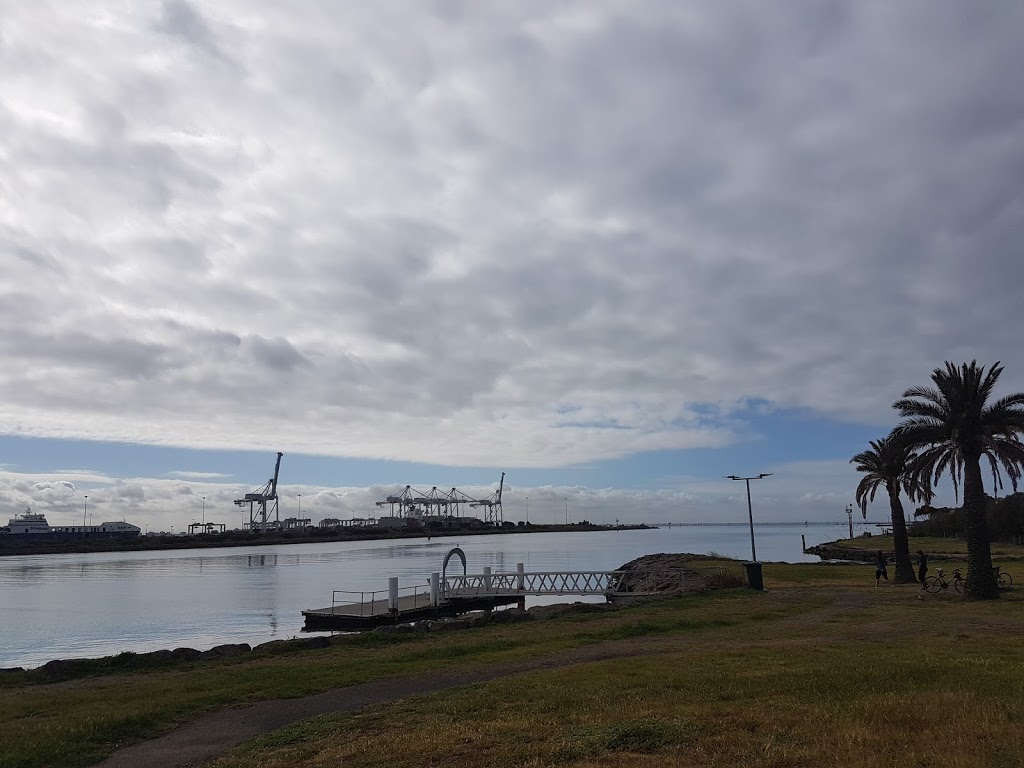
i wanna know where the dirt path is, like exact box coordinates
[94,589,873,768]
[94,640,663,768]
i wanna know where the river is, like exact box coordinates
[0,523,847,669]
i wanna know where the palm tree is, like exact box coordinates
[893,361,1024,599]
[851,435,926,583]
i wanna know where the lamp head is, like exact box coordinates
[725,475,741,480]
[757,473,773,479]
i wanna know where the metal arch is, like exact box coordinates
[442,547,467,582]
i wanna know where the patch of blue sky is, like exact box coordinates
[0,405,884,494]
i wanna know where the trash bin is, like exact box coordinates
[743,561,764,591]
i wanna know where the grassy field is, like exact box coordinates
[2,558,1023,768]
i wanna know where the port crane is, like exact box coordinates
[469,472,504,524]
[374,472,505,524]
[234,452,283,533]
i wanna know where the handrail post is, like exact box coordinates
[388,577,399,614]
[430,572,440,606]
[483,566,491,594]
[516,562,525,591]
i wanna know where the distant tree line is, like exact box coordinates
[909,493,1024,542]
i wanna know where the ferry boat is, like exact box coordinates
[0,507,141,541]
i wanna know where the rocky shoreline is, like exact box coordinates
[0,602,617,678]
[803,542,904,562]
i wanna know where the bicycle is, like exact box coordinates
[923,568,968,594]
[996,568,1014,590]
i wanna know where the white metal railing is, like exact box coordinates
[320,567,685,617]
[331,589,387,616]
[441,569,684,599]
[331,583,432,615]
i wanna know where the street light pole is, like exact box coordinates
[726,474,772,562]
[525,496,529,524]
[846,504,853,539]
[83,495,88,528]
[202,496,206,526]
[564,497,568,525]
[298,494,302,517]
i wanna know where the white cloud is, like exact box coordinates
[1,2,1023,468]
[0,455,961,533]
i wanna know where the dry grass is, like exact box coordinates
[211,584,1024,768]
[5,562,1024,768]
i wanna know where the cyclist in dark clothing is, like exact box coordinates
[917,550,928,588]
[874,551,888,586]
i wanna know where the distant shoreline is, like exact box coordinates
[0,523,654,558]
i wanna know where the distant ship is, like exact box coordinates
[0,507,141,541]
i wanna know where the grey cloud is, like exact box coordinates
[1,1,1023,467]
[157,0,228,62]
[241,335,309,372]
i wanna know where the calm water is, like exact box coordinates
[0,524,845,669]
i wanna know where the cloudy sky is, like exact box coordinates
[2,1,1023,533]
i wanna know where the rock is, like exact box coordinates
[170,647,202,661]
[616,554,708,593]
[39,658,92,678]
[0,666,25,674]
[135,649,176,665]
[199,643,251,660]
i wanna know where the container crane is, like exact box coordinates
[234,452,283,533]
[470,472,504,524]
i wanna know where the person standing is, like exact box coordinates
[916,550,928,588]
[875,550,889,586]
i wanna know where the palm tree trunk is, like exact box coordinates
[963,454,999,599]
[886,481,915,582]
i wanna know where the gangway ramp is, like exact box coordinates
[302,566,685,631]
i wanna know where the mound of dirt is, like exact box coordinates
[615,553,714,594]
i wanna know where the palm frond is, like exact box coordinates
[893,361,1024,504]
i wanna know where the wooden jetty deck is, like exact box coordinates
[302,594,522,631]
